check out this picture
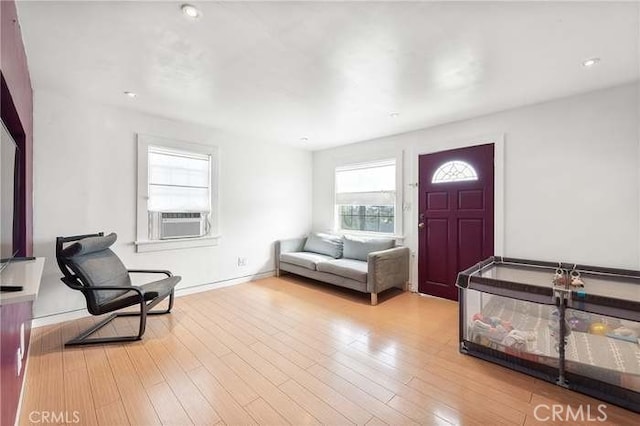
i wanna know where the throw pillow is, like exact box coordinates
[303,232,343,258]
[343,235,394,261]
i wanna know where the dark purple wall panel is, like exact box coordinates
[0,2,34,424]
[1,0,33,256]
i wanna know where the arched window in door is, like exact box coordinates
[431,160,478,183]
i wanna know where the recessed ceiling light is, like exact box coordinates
[124,91,137,98]
[181,4,201,19]
[300,137,309,142]
[582,57,600,68]
[389,112,400,118]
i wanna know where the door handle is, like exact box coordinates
[418,222,425,229]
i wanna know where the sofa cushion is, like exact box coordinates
[280,252,334,271]
[343,235,395,261]
[303,232,343,258]
[316,258,368,283]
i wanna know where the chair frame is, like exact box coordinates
[56,232,176,346]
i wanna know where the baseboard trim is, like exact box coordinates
[32,270,275,328]
[32,309,88,328]
[174,270,274,297]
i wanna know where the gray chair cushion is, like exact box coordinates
[68,249,132,308]
[316,258,368,283]
[303,232,343,258]
[280,252,334,270]
[61,233,118,257]
[61,233,131,312]
[343,236,395,261]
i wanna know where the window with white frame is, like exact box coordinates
[136,134,219,252]
[335,160,397,234]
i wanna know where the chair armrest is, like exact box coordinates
[128,269,173,277]
[275,237,307,272]
[367,247,410,293]
[61,278,146,298]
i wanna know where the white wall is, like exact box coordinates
[313,83,640,289]
[33,90,312,319]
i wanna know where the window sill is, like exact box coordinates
[337,230,405,240]
[134,235,221,253]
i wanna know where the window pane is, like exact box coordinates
[148,185,210,212]
[432,160,478,183]
[148,147,211,213]
[341,214,361,231]
[365,206,380,216]
[335,160,396,234]
[380,206,394,217]
[379,217,394,233]
[340,205,352,216]
[338,204,395,234]
[149,150,210,188]
[336,190,395,206]
[364,216,379,232]
[336,162,395,193]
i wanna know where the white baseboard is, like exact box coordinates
[31,270,275,328]
[32,309,89,328]
[175,270,274,297]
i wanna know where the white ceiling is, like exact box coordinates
[17,1,640,150]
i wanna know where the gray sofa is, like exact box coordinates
[275,233,410,305]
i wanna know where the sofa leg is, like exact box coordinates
[370,293,378,306]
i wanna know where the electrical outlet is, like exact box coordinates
[237,257,248,267]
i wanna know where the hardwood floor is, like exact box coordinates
[19,276,639,425]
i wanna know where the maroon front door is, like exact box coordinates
[418,144,494,300]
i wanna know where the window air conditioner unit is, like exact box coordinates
[150,212,208,240]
